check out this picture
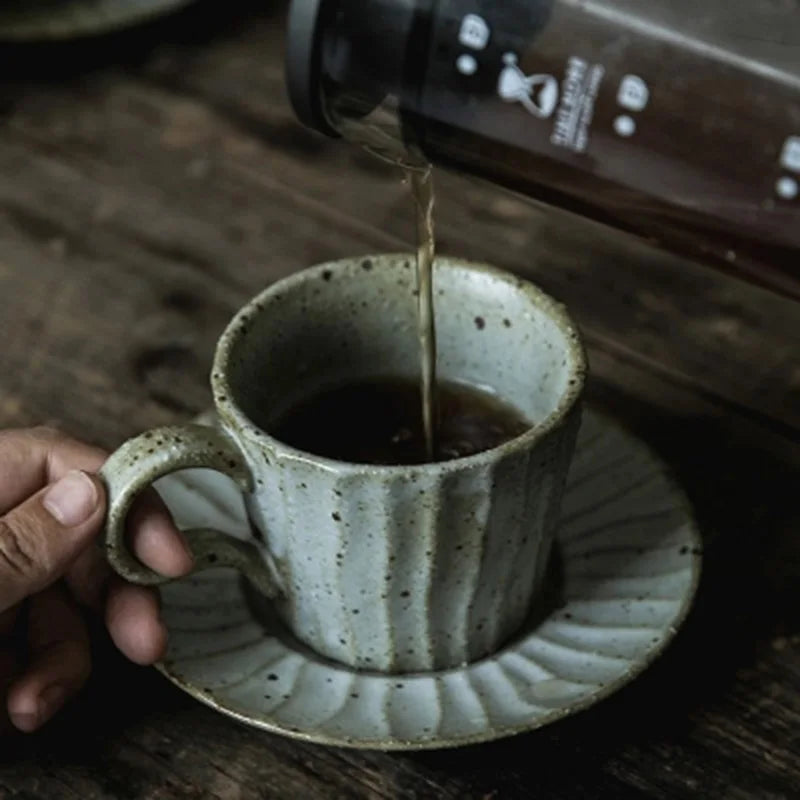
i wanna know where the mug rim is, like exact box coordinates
[211,253,587,475]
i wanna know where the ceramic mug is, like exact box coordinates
[101,254,586,673]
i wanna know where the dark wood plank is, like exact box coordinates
[0,3,798,799]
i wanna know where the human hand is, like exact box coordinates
[0,427,193,733]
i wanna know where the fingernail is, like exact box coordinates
[43,471,99,527]
[37,684,67,724]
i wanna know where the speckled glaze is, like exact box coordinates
[102,254,586,673]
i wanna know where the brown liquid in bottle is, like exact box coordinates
[290,0,800,301]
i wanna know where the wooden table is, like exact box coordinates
[1,4,798,798]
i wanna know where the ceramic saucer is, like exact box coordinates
[154,410,702,750]
[0,0,194,40]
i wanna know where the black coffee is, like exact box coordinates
[270,378,531,465]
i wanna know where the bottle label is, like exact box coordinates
[494,50,605,153]
[549,56,605,153]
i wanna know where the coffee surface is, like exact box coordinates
[269,377,530,465]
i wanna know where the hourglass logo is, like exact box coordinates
[497,53,559,119]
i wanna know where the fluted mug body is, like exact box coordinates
[215,254,584,672]
[102,254,585,674]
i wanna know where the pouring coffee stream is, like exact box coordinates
[334,109,442,460]
[408,166,438,461]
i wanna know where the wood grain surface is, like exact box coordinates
[0,3,798,798]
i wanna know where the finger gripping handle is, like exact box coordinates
[101,424,278,598]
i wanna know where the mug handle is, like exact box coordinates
[100,424,280,598]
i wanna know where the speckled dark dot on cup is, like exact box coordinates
[102,254,586,673]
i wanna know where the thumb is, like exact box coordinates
[0,471,105,611]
